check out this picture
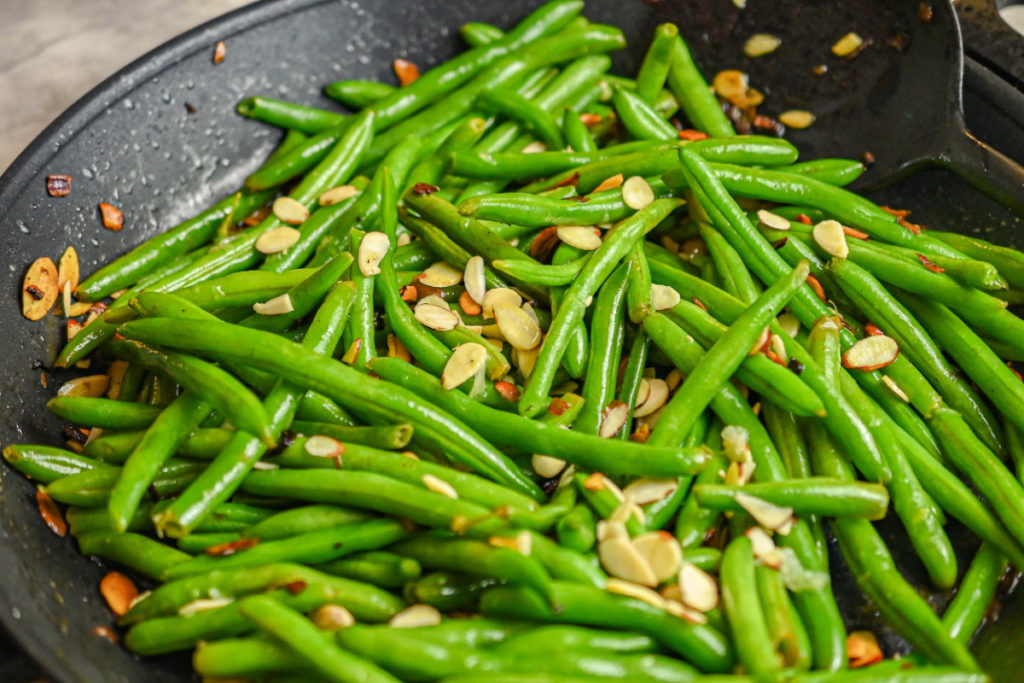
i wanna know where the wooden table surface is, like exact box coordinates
[0,0,252,174]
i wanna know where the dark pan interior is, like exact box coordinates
[0,0,1022,681]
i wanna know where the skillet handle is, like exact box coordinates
[940,127,1024,217]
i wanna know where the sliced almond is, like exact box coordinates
[623,477,678,505]
[678,563,719,612]
[493,304,541,350]
[36,488,66,536]
[622,176,655,210]
[746,527,779,563]
[57,246,80,293]
[255,226,301,255]
[593,173,624,193]
[744,33,781,58]
[598,535,659,586]
[418,294,450,310]
[557,226,602,250]
[713,70,748,100]
[736,492,794,533]
[599,400,630,438]
[521,141,547,154]
[832,32,864,57]
[100,572,139,616]
[482,287,522,319]
[305,435,344,458]
[665,369,683,392]
[464,256,487,304]
[253,293,294,316]
[596,520,628,544]
[757,209,791,231]
[415,303,460,331]
[585,472,612,492]
[22,257,59,321]
[779,110,816,129]
[847,631,884,669]
[419,261,463,288]
[769,334,788,363]
[532,454,567,479]
[777,313,801,339]
[310,604,355,631]
[179,597,232,617]
[634,378,669,417]
[212,40,227,64]
[67,301,92,317]
[442,343,488,389]
[842,335,899,371]
[650,284,680,311]
[813,219,849,259]
[749,326,771,356]
[664,599,709,624]
[725,460,756,486]
[57,375,109,398]
[634,378,652,407]
[319,185,359,206]
[605,578,668,608]
[882,374,910,402]
[99,202,124,231]
[422,473,458,499]
[106,361,130,399]
[389,604,442,628]
[632,531,683,582]
[387,333,412,362]
[358,231,390,276]
[515,344,540,378]
[393,58,420,87]
[272,197,309,225]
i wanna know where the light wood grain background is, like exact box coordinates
[0,0,252,173]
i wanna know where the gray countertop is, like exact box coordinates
[0,0,252,174]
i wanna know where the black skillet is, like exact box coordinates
[1,0,1023,680]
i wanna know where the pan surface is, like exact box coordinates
[0,0,1022,681]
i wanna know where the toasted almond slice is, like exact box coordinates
[634,378,652,407]
[46,174,72,197]
[746,527,778,559]
[665,599,709,624]
[61,280,73,318]
[632,531,683,582]
[99,202,124,230]
[393,58,420,86]
[596,519,629,543]
[22,257,59,321]
[319,184,359,206]
[515,344,540,378]
[493,304,541,350]
[725,460,757,486]
[358,231,390,276]
[634,378,669,417]
[557,226,602,250]
[532,454,567,479]
[418,294,450,311]
[736,492,794,532]
[521,141,547,154]
[593,173,624,193]
[779,110,816,129]
[179,597,232,617]
[650,284,680,311]
[212,40,227,63]
[390,604,442,628]
[36,487,66,536]
[882,374,910,402]
[847,631,884,668]
[598,535,659,586]
[622,176,655,210]
[665,368,683,392]
[255,226,301,255]
[305,435,344,458]
[744,33,781,58]
[813,219,849,259]
[442,343,488,389]
[387,333,412,362]
[713,69,748,99]
[599,400,630,438]
[253,293,294,316]
[678,563,719,612]
[67,301,92,316]
[832,32,864,57]
[464,255,487,304]
[482,287,522,319]
[57,375,109,398]
[419,261,463,288]
[749,326,771,356]
[721,425,751,463]
[584,472,610,492]
[272,197,309,225]
[106,361,130,399]
[769,333,788,363]
[415,303,460,331]
[252,461,280,471]
[310,604,355,630]
[422,473,458,499]
[842,335,899,371]
[57,246,80,293]
[100,571,139,616]
[777,313,800,338]
[757,209,790,231]
[623,477,679,505]
[605,578,668,608]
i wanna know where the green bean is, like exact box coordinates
[345,231,378,369]
[932,230,1024,289]
[668,35,734,137]
[84,427,232,463]
[46,396,163,430]
[699,223,761,303]
[404,571,499,612]
[614,85,678,140]
[721,535,783,680]
[369,357,711,477]
[943,543,1007,645]
[324,79,397,108]
[239,504,371,542]
[46,458,205,506]
[480,581,734,673]
[2,444,113,484]
[555,502,597,553]
[636,23,679,103]
[238,594,401,683]
[288,420,412,450]
[478,89,564,150]
[409,116,489,188]
[316,551,421,589]
[776,158,865,187]
[236,96,347,134]
[162,518,408,580]
[574,263,628,435]
[694,479,889,519]
[562,106,597,153]
[461,22,505,47]
[76,530,189,580]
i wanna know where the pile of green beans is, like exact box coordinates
[9,2,1023,682]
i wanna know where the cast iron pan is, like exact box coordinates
[1,0,1024,681]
